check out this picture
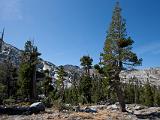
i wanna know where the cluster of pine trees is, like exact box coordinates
[123,78,160,107]
[0,40,41,103]
[0,60,17,104]
[0,2,159,112]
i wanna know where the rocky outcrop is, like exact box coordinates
[30,102,45,114]
[120,68,160,86]
[134,107,160,119]
[0,102,45,115]
[0,106,30,115]
[74,106,97,113]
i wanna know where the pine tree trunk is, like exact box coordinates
[61,78,65,103]
[114,75,126,112]
[7,77,10,98]
[31,65,36,100]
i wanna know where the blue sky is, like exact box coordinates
[0,0,160,68]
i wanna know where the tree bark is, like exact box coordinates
[114,75,126,112]
[31,65,36,100]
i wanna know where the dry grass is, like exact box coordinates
[0,107,131,120]
[67,109,129,120]
[69,112,94,119]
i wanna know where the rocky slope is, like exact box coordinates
[120,68,160,86]
[0,40,81,87]
[0,41,57,72]
[0,41,21,65]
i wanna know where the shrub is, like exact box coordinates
[3,98,15,106]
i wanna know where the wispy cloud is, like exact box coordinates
[137,42,160,55]
[0,0,23,20]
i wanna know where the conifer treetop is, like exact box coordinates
[103,1,142,69]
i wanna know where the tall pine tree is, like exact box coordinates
[101,2,142,112]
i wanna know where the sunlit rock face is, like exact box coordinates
[0,41,56,73]
[0,41,22,65]
[120,68,160,86]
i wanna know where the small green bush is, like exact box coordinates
[3,98,15,105]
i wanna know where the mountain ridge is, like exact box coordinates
[1,40,160,86]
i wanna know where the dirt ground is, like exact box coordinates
[0,108,137,120]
